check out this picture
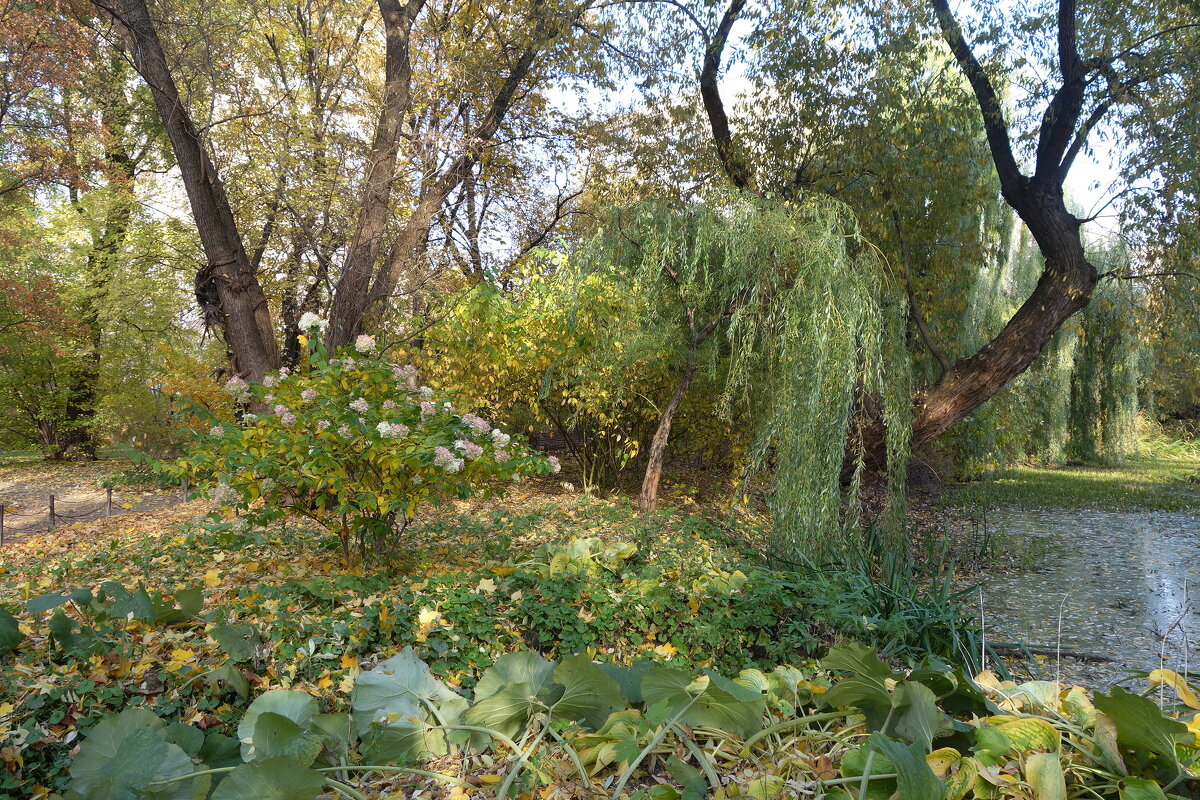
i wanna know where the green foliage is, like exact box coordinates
[168,329,553,559]
[577,192,911,563]
[54,644,1200,799]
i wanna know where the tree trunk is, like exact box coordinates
[96,0,279,382]
[326,0,426,351]
[911,185,1097,446]
[325,4,586,350]
[638,353,697,514]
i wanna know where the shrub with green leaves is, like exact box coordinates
[170,323,557,558]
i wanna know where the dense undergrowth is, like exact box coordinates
[2,465,1199,798]
[0,486,980,798]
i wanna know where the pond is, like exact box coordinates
[969,507,1200,687]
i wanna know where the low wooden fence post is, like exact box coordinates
[49,494,56,531]
[1,504,5,546]
[106,487,113,522]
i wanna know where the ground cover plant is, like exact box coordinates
[0,476,989,798]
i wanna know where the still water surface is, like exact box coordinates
[975,508,1200,685]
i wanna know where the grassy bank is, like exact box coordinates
[944,452,1200,512]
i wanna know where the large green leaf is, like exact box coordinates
[599,660,654,704]
[69,710,205,800]
[237,690,318,760]
[472,651,558,705]
[352,647,465,735]
[0,607,22,654]
[1094,687,1189,762]
[361,704,451,766]
[465,681,545,739]
[198,733,243,771]
[210,757,323,800]
[466,651,561,738]
[211,624,259,663]
[893,681,951,751]
[1025,752,1066,800]
[821,644,894,684]
[869,734,944,800]
[1119,777,1169,800]
[552,654,626,730]
[640,666,765,738]
[251,712,324,766]
[27,592,72,614]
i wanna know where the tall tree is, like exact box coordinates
[675,0,1198,456]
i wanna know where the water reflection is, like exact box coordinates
[973,509,1200,685]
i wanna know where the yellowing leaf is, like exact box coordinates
[1148,669,1200,709]
[203,571,221,588]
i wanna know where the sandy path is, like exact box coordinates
[0,458,186,543]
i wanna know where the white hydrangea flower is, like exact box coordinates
[299,312,328,332]
[355,334,376,353]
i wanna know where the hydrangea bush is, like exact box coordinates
[171,320,558,559]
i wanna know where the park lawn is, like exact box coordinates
[943,454,1200,511]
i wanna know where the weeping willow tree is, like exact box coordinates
[575,191,911,565]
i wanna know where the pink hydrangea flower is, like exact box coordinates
[548,455,561,474]
[301,388,317,402]
[455,439,484,460]
[460,413,490,435]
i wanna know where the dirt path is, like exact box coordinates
[0,458,187,544]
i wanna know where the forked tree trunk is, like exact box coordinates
[700,0,1118,470]
[911,187,1097,446]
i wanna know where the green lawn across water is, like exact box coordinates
[944,455,1200,511]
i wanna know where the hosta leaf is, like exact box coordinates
[599,660,654,704]
[1147,669,1200,710]
[894,681,951,750]
[237,690,318,760]
[210,757,323,800]
[995,718,1060,753]
[27,592,71,614]
[472,651,558,705]
[1119,777,1168,799]
[1095,687,1189,762]
[869,733,944,800]
[69,711,205,800]
[551,654,626,730]
[352,647,464,736]
[211,624,259,663]
[0,607,22,654]
[1025,752,1066,800]
[465,681,543,739]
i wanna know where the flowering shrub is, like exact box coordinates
[170,325,556,559]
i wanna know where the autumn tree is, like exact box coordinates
[612,0,1198,461]
[87,0,603,380]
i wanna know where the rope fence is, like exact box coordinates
[0,479,190,546]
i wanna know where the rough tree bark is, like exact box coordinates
[93,0,280,382]
[325,0,427,350]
